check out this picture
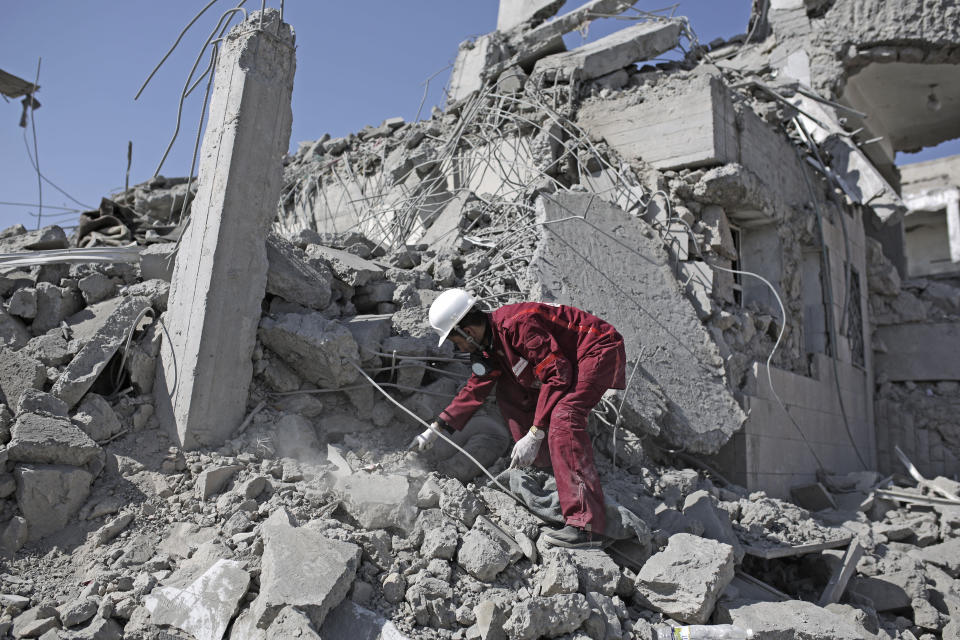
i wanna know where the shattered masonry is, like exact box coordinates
[0,1,958,640]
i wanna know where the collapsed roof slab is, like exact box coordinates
[532,19,682,82]
[527,192,746,454]
[155,10,295,449]
[577,72,738,171]
[497,0,566,33]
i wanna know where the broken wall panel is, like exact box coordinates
[527,191,746,454]
[874,323,960,381]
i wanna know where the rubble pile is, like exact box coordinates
[1,0,959,639]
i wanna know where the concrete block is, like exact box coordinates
[497,0,564,31]
[266,233,332,310]
[915,538,960,576]
[251,508,361,629]
[196,465,242,501]
[23,332,71,367]
[634,533,735,624]
[15,463,93,540]
[156,9,295,449]
[847,570,928,611]
[874,323,960,381]
[682,490,745,563]
[258,313,359,389]
[6,412,104,472]
[529,192,745,454]
[577,73,737,170]
[71,394,124,442]
[32,282,82,336]
[457,528,511,582]
[53,296,152,409]
[533,20,681,82]
[144,559,250,640]
[304,245,384,287]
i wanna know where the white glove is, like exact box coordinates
[409,422,441,451]
[509,427,546,468]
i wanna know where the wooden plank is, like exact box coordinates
[818,540,864,606]
[743,536,853,560]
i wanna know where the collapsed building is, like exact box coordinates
[0,1,958,639]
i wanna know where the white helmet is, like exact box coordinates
[429,289,477,346]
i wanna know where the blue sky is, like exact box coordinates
[0,1,954,232]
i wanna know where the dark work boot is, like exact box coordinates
[540,525,608,549]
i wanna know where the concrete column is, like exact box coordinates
[155,9,295,448]
[946,189,960,264]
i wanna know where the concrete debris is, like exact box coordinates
[1,2,960,640]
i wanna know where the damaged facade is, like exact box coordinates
[0,2,959,640]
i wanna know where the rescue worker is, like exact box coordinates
[412,289,626,548]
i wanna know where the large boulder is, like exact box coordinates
[635,533,735,624]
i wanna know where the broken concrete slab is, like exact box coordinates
[143,558,250,640]
[914,538,960,576]
[258,312,360,389]
[23,332,72,367]
[15,463,94,541]
[195,465,242,501]
[53,296,151,409]
[528,191,746,453]
[0,347,45,408]
[305,245,384,287]
[155,10,295,450]
[251,509,361,629]
[0,225,69,252]
[847,569,928,611]
[533,19,681,82]
[497,0,565,32]
[448,34,507,103]
[15,388,68,418]
[635,533,735,624]
[6,412,104,472]
[266,233,332,310]
[502,593,591,640]
[342,314,393,367]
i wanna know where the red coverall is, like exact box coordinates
[439,302,626,534]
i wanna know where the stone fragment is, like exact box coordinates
[71,616,123,640]
[682,490,745,562]
[915,538,960,576]
[53,296,151,408]
[258,313,359,389]
[457,528,510,582]
[7,287,37,319]
[15,464,93,540]
[71,394,124,442]
[416,475,443,509]
[635,533,735,624]
[439,478,486,527]
[0,310,30,350]
[265,606,321,639]
[0,225,68,251]
[337,472,416,533]
[251,509,361,629]
[503,593,591,640]
[138,243,177,282]
[556,547,621,596]
[539,551,580,596]
[144,558,250,640]
[11,604,60,638]
[93,513,134,546]
[305,245,384,287]
[32,282,83,335]
[421,522,459,560]
[581,592,624,640]
[0,348,45,408]
[23,332,72,367]
[195,465,242,501]
[718,600,866,640]
[122,279,169,311]
[266,233,332,310]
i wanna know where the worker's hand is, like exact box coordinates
[509,427,545,468]
[409,422,441,452]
